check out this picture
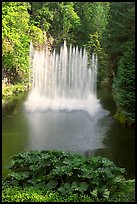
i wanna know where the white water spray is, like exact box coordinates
[25,41,103,117]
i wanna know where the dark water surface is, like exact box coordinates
[2,88,135,178]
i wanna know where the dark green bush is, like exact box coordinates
[112,40,135,125]
[5,150,134,202]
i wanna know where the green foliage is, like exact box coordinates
[2,2,31,81]
[91,2,110,37]
[2,183,135,202]
[30,2,80,47]
[73,2,110,48]
[108,179,135,202]
[72,3,91,46]
[81,3,110,85]
[85,32,108,85]
[5,150,134,202]
[59,3,81,41]
[85,32,102,54]
[107,2,135,55]
[103,2,135,124]
[112,40,135,125]
[30,2,110,48]
[2,83,28,105]
[103,2,135,80]
[2,2,45,84]
[29,24,45,46]
[30,2,54,31]
[2,185,93,202]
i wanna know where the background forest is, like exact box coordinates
[2,2,135,125]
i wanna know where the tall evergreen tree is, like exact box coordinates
[103,2,135,82]
[112,40,135,125]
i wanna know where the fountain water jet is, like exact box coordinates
[25,41,105,117]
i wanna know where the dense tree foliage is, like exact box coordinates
[104,2,135,125]
[2,2,135,125]
[112,41,135,125]
[30,2,81,46]
[103,2,135,82]
[2,2,45,84]
[2,2,31,83]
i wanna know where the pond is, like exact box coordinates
[2,87,135,179]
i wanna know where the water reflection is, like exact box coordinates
[2,102,29,176]
[84,117,135,179]
[25,109,109,154]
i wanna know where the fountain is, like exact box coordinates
[23,41,109,153]
[25,41,103,117]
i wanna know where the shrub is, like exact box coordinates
[2,83,28,100]
[2,186,93,202]
[5,150,134,202]
[112,40,135,125]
